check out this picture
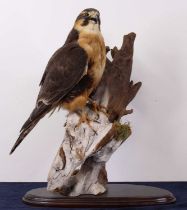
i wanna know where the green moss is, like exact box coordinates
[113,121,131,141]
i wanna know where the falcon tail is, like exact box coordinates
[10,102,52,155]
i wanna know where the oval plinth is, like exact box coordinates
[22,183,176,207]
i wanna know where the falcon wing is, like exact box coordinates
[10,42,88,154]
[39,42,88,102]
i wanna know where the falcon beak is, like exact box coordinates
[89,14,100,24]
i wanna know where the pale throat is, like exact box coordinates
[83,22,100,33]
[75,21,100,34]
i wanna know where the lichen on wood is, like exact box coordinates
[47,32,141,196]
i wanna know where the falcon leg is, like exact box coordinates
[75,110,97,135]
[88,98,108,117]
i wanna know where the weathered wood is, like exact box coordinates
[92,33,142,122]
[47,112,131,196]
[47,33,141,196]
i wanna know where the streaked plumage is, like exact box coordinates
[10,8,106,154]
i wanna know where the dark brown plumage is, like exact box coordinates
[10,8,106,154]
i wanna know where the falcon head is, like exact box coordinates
[74,8,101,32]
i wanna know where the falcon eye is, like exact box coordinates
[83,12,89,17]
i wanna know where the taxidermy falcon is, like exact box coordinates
[10,8,106,154]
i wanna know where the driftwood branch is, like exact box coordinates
[93,32,142,122]
[47,33,141,196]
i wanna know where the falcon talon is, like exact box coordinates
[88,99,107,118]
[76,111,97,134]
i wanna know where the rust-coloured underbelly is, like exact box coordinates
[60,74,93,112]
[62,92,88,112]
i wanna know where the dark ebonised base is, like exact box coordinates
[23,183,176,207]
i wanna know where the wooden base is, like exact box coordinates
[23,183,176,207]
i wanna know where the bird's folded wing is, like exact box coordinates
[37,42,88,105]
